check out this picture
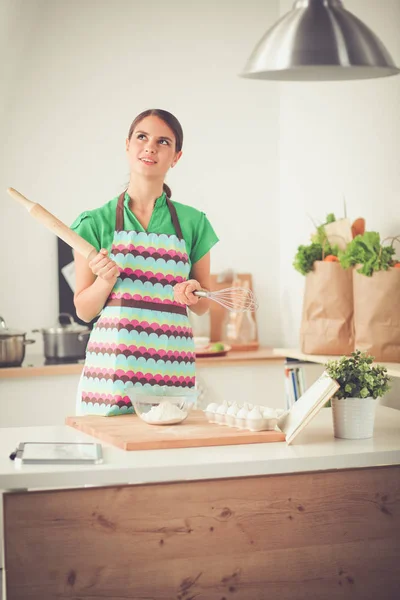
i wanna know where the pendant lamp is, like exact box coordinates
[240,0,400,81]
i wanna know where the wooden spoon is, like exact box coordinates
[7,187,97,261]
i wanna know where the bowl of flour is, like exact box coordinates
[127,388,198,425]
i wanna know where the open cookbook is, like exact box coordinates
[278,372,340,444]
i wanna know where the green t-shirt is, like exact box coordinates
[70,192,219,266]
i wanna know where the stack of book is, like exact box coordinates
[285,359,306,409]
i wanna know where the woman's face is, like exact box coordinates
[126,115,182,180]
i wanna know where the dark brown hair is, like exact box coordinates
[128,109,183,198]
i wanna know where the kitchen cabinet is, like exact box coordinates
[0,348,289,427]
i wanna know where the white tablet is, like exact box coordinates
[13,442,103,466]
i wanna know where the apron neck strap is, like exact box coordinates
[116,192,125,232]
[166,197,183,240]
[115,191,183,240]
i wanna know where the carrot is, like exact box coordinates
[324,255,339,262]
[351,218,366,239]
[394,263,400,269]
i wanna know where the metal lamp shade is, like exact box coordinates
[241,0,400,81]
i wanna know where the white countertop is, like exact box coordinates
[1,406,399,491]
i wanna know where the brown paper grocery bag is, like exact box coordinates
[300,261,354,355]
[353,268,400,362]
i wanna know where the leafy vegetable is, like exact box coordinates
[325,350,391,400]
[312,213,336,246]
[293,242,338,275]
[339,232,395,277]
[294,213,339,275]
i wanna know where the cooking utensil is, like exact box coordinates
[7,187,97,261]
[0,316,35,367]
[7,187,259,313]
[194,286,258,312]
[33,313,90,360]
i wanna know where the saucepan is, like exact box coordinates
[33,313,91,360]
[0,316,36,367]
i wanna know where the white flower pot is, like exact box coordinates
[331,397,378,439]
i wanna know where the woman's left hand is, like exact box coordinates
[173,279,201,306]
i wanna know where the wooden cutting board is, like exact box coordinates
[65,411,286,451]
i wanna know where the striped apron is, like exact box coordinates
[78,192,195,416]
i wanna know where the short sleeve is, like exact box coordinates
[190,212,219,264]
[70,212,101,252]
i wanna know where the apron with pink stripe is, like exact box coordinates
[78,192,195,416]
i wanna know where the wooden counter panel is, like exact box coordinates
[4,465,400,599]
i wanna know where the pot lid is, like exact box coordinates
[0,316,26,338]
[41,313,90,334]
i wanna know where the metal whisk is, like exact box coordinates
[194,287,258,312]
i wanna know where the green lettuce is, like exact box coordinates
[339,232,395,277]
[293,242,338,276]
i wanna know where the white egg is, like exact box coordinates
[237,406,249,419]
[227,402,239,416]
[247,406,263,420]
[263,407,277,419]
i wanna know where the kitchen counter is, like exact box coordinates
[0,355,85,379]
[0,346,284,379]
[2,405,399,599]
[1,405,399,491]
[6,347,399,380]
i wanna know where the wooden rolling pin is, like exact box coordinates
[7,187,98,262]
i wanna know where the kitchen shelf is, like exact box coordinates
[274,347,400,379]
[0,348,284,380]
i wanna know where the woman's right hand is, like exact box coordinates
[88,249,120,281]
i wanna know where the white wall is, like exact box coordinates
[0,0,45,126]
[1,0,399,351]
[0,0,281,349]
[278,0,400,346]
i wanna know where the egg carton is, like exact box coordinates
[204,401,286,432]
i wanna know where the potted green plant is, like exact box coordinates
[325,350,391,439]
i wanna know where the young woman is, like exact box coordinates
[71,109,218,415]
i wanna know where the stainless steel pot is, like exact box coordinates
[0,316,36,367]
[33,313,91,360]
